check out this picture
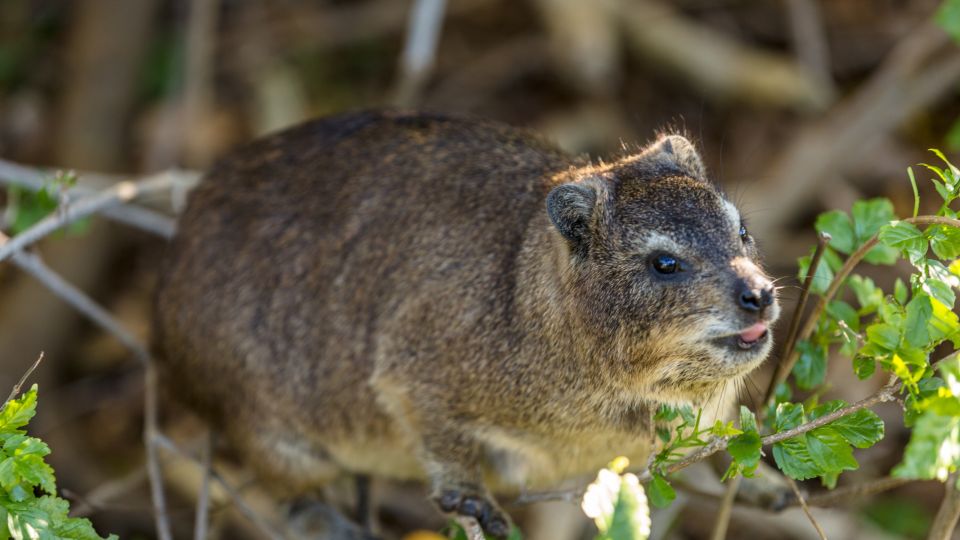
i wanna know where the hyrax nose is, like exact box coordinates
[736,279,774,314]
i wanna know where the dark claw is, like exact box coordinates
[483,514,510,538]
[437,490,462,513]
[459,496,486,519]
[433,489,512,539]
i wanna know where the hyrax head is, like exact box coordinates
[546,134,780,404]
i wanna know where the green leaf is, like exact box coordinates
[904,294,933,348]
[728,431,762,475]
[853,199,899,264]
[798,248,836,296]
[853,356,876,379]
[866,323,900,352]
[774,402,805,432]
[937,0,960,43]
[827,300,860,331]
[828,408,885,448]
[848,275,884,314]
[0,386,38,434]
[793,340,827,390]
[879,221,927,264]
[893,411,960,482]
[806,427,859,474]
[816,211,856,254]
[927,224,960,259]
[773,436,821,481]
[646,475,675,509]
[894,278,909,305]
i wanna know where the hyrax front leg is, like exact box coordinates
[420,426,512,538]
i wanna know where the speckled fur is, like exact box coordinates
[153,110,779,533]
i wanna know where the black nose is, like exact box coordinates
[738,282,774,313]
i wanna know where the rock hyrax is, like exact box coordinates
[154,110,780,537]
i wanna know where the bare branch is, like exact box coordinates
[0,172,184,263]
[154,433,289,540]
[145,363,173,540]
[2,352,44,408]
[765,231,830,404]
[709,476,741,540]
[802,476,914,508]
[4,240,149,363]
[614,0,831,110]
[928,473,960,540]
[194,430,214,540]
[393,0,447,106]
[785,0,833,92]
[0,158,196,237]
[786,477,828,540]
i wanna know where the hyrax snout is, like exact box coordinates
[153,110,779,538]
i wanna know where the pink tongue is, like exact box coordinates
[739,323,768,343]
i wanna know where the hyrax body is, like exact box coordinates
[154,110,780,537]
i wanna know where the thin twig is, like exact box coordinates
[764,232,830,422]
[928,473,960,540]
[3,352,44,407]
[0,173,181,263]
[786,477,828,540]
[154,434,289,540]
[709,476,741,540]
[802,476,914,508]
[194,429,214,540]
[145,363,174,540]
[776,216,960,394]
[3,241,148,364]
[785,0,833,92]
[393,0,447,106]
[0,158,191,237]
[68,466,149,517]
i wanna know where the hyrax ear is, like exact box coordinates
[546,182,597,251]
[651,134,706,181]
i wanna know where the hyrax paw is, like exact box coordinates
[435,489,512,538]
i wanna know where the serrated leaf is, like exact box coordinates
[829,408,885,448]
[816,211,856,254]
[848,275,884,314]
[646,475,674,509]
[894,412,960,482]
[0,387,38,434]
[806,427,859,473]
[904,294,933,348]
[927,225,960,259]
[879,221,927,264]
[728,431,762,472]
[853,356,876,380]
[798,248,835,296]
[775,402,805,432]
[827,300,860,331]
[773,436,821,481]
[793,340,827,390]
[866,323,900,351]
[895,278,909,305]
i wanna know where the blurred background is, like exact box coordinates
[1,0,959,538]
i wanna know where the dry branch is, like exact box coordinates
[928,473,960,540]
[614,0,831,110]
[2,352,43,407]
[0,158,199,237]
[786,476,828,540]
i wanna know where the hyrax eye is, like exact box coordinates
[739,224,748,240]
[651,254,682,275]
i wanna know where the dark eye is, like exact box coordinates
[652,254,679,274]
[739,224,748,241]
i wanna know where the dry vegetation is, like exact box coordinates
[2,0,960,539]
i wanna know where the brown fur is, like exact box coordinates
[153,110,779,537]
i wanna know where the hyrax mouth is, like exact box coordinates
[712,322,770,352]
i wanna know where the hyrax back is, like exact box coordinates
[154,110,779,537]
